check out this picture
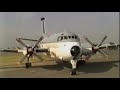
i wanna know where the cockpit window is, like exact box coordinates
[57,35,78,41]
[61,36,63,40]
[75,36,77,39]
[68,36,71,39]
[64,36,68,39]
[72,36,74,39]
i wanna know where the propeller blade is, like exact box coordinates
[83,36,95,47]
[97,35,107,47]
[16,38,28,48]
[32,36,44,49]
[33,52,44,62]
[98,50,108,59]
[18,54,28,64]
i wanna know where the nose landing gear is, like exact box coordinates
[71,69,76,75]
[70,58,77,75]
[70,57,86,75]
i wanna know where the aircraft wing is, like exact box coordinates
[99,44,120,50]
[0,49,25,53]
[0,48,48,53]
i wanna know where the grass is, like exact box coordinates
[0,49,119,67]
[0,53,45,66]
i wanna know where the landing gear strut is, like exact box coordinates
[70,59,77,75]
[25,57,32,68]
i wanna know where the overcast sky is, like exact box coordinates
[0,12,119,48]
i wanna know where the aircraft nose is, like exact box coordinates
[70,46,80,57]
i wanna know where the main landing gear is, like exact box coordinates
[77,60,86,67]
[25,57,32,68]
[25,63,32,68]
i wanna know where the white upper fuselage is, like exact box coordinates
[39,31,83,61]
[19,31,93,61]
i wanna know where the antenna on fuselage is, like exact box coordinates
[41,17,45,34]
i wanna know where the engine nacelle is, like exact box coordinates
[48,48,57,58]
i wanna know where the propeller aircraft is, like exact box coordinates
[0,17,119,75]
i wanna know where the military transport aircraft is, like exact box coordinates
[0,17,119,75]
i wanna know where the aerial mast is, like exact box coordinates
[41,17,45,34]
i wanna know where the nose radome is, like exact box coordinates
[70,46,80,57]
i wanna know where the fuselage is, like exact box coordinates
[39,31,82,61]
[20,31,93,61]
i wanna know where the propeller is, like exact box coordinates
[16,36,44,64]
[97,35,107,47]
[84,35,108,59]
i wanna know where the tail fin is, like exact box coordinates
[41,17,46,34]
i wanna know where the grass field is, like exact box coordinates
[0,49,119,66]
[0,49,119,78]
[0,52,48,67]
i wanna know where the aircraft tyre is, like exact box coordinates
[25,63,32,68]
[71,69,76,75]
[29,63,32,67]
[77,60,85,67]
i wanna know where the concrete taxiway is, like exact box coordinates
[0,49,119,78]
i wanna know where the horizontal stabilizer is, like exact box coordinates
[17,38,38,42]
[0,49,18,53]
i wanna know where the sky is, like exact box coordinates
[0,12,119,48]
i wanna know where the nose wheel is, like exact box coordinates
[71,69,76,75]
[70,59,77,75]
